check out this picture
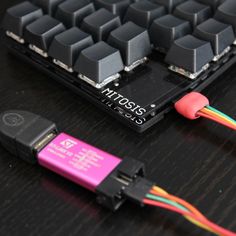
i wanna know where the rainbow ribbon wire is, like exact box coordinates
[197,106,236,131]
[143,186,236,236]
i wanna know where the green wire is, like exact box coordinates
[206,106,236,124]
[146,194,189,213]
[206,105,236,123]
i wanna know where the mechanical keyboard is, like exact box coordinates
[1,0,236,132]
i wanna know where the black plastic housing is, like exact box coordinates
[0,110,57,164]
[124,178,155,206]
[96,158,145,211]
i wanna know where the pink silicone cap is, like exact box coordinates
[175,92,209,120]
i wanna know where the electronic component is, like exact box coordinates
[0,110,235,235]
[1,0,236,132]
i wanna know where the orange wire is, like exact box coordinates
[200,110,232,125]
[143,199,236,236]
[150,189,206,220]
[201,108,236,127]
[150,188,216,234]
[202,108,236,125]
[197,111,236,131]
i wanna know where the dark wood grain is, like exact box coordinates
[0,1,236,235]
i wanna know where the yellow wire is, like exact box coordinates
[153,186,168,195]
[202,108,236,127]
[153,187,204,218]
[185,216,219,235]
[152,186,219,235]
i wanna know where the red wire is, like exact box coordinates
[149,189,206,220]
[197,112,236,131]
[143,199,236,236]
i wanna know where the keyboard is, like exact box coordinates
[1,0,236,132]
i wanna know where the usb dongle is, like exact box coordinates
[0,110,149,211]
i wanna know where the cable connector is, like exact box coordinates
[96,158,145,211]
[0,110,58,164]
[123,178,154,206]
[175,92,209,120]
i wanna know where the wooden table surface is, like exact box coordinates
[0,1,236,235]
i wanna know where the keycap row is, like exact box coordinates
[3,0,236,86]
[29,0,228,19]
[4,0,236,45]
[29,0,231,30]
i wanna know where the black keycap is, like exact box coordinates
[74,41,124,86]
[149,14,191,51]
[48,27,94,68]
[165,35,214,73]
[193,18,234,56]
[55,0,95,28]
[24,15,66,52]
[81,9,121,42]
[94,0,130,18]
[196,0,222,11]
[33,0,65,15]
[3,1,43,37]
[215,0,236,35]
[108,22,151,66]
[124,1,166,28]
[152,0,186,13]
[174,1,212,28]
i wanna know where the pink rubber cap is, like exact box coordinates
[175,92,209,120]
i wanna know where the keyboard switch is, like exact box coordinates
[33,0,65,15]
[81,9,121,42]
[74,42,124,88]
[24,15,66,57]
[153,0,186,13]
[108,22,151,71]
[193,18,234,61]
[49,27,94,72]
[3,1,43,43]
[124,1,166,28]
[94,0,130,18]
[55,0,95,28]
[174,1,212,28]
[215,0,236,42]
[196,0,222,11]
[165,35,214,79]
[149,14,191,52]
